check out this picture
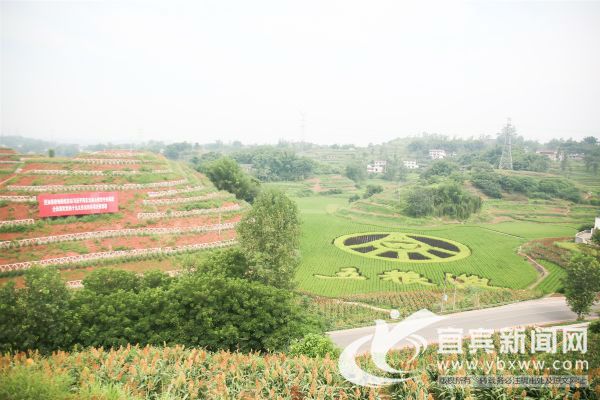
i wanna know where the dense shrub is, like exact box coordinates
[348,194,360,203]
[0,267,320,354]
[363,184,383,198]
[288,333,339,358]
[404,183,481,220]
[232,148,315,181]
[421,160,460,181]
[471,170,582,202]
[201,157,260,202]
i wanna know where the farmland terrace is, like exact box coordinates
[0,150,246,286]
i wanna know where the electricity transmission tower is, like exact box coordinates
[498,118,515,170]
[299,111,306,143]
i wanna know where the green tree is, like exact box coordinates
[202,157,260,202]
[48,148,55,158]
[383,159,407,182]
[168,275,318,351]
[404,187,434,217]
[344,162,366,183]
[18,267,75,352]
[422,160,460,181]
[82,268,141,295]
[0,282,21,352]
[289,333,339,358]
[563,254,600,319]
[363,184,384,199]
[592,229,600,246]
[192,247,250,280]
[237,189,300,289]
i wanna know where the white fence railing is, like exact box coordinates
[0,239,237,272]
[90,151,143,157]
[137,204,242,220]
[0,222,237,249]
[0,219,35,227]
[142,192,229,206]
[0,160,20,164]
[147,185,205,198]
[7,179,187,192]
[24,169,171,176]
[73,158,146,165]
[0,195,36,202]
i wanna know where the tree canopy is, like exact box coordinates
[237,188,301,289]
[201,157,260,202]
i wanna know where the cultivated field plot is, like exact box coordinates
[0,150,245,284]
[294,197,539,297]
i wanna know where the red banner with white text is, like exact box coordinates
[38,192,118,217]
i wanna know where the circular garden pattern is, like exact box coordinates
[333,232,471,263]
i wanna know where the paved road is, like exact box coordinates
[328,297,598,351]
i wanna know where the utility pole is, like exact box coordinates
[452,283,457,310]
[498,118,515,170]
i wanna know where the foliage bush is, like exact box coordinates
[237,189,301,289]
[232,148,315,181]
[363,184,383,199]
[288,333,339,358]
[201,157,260,202]
[0,366,73,400]
[471,170,582,202]
[404,183,481,219]
[0,267,320,354]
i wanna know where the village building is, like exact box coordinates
[403,160,419,169]
[575,217,600,244]
[367,160,387,173]
[429,149,446,159]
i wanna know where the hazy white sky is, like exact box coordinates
[1,0,599,145]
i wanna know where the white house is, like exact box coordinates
[536,150,560,162]
[403,160,419,169]
[429,149,446,159]
[575,217,600,244]
[367,160,387,174]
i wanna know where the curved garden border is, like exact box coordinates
[141,192,229,206]
[0,222,237,249]
[72,158,148,164]
[333,231,471,263]
[0,219,35,227]
[0,238,237,272]
[147,185,205,198]
[7,179,188,192]
[23,169,172,176]
[0,195,36,202]
[137,204,242,220]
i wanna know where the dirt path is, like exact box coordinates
[307,177,323,192]
[517,245,549,290]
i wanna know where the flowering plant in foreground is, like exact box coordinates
[0,345,381,399]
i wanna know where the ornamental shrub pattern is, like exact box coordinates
[137,204,242,220]
[7,179,188,192]
[0,222,237,249]
[0,238,237,272]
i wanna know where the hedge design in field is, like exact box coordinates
[314,267,367,280]
[379,270,434,286]
[445,273,495,288]
[333,232,470,263]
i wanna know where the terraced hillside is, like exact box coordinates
[0,149,245,286]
